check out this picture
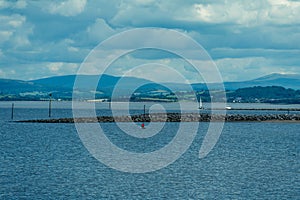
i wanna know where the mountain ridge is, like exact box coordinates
[1,72,300,90]
[0,73,299,101]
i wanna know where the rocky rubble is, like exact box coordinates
[17,113,300,123]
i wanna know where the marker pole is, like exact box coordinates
[49,93,52,118]
[11,103,14,120]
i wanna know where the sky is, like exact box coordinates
[0,0,299,83]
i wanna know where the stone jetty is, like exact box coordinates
[17,113,300,123]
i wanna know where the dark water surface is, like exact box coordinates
[0,102,299,199]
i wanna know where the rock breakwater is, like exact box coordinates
[17,113,300,123]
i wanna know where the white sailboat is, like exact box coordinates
[198,97,204,110]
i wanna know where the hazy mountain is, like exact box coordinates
[32,74,151,91]
[224,73,300,90]
[32,75,79,90]
[170,73,300,91]
[0,78,46,94]
[32,74,207,95]
[1,73,299,100]
[253,73,300,81]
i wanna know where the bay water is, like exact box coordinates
[0,102,299,199]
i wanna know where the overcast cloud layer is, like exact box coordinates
[0,0,299,82]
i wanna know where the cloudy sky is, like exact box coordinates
[0,0,299,83]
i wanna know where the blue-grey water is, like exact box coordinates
[0,102,299,199]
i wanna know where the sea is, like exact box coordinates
[0,101,299,199]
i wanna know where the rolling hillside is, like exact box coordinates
[224,73,300,90]
[0,73,299,102]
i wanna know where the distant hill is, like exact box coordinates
[224,73,300,90]
[32,75,78,90]
[253,73,300,81]
[227,86,300,104]
[32,74,158,98]
[0,78,46,94]
[0,73,300,102]
[26,72,300,92]
[0,78,53,100]
[32,74,151,90]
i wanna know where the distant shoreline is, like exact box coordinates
[1,99,300,105]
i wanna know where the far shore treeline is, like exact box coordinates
[0,73,300,104]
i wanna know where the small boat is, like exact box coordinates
[225,106,232,110]
[198,97,204,110]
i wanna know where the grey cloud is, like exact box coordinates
[0,0,299,81]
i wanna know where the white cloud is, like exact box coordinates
[44,62,79,77]
[214,57,290,81]
[47,62,63,72]
[17,0,27,9]
[0,1,9,8]
[0,0,299,81]
[49,0,87,17]
[86,18,116,43]
[0,14,26,30]
[0,68,16,79]
[210,48,300,59]
[0,31,13,43]
[109,0,299,28]
[124,63,190,83]
[68,46,79,52]
[191,0,300,26]
[79,47,210,83]
[0,14,33,48]
[0,0,26,9]
[110,0,176,27]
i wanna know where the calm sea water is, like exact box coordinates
[0,101,299,121]
[0,102,299,199]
